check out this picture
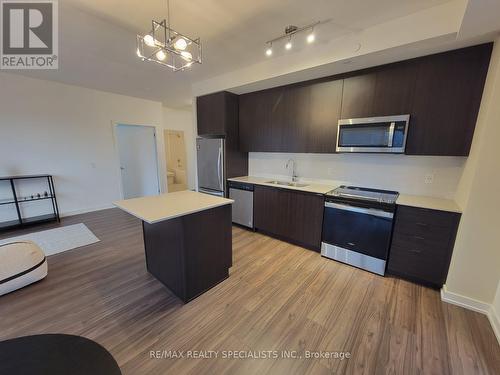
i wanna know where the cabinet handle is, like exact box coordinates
[416,222,427,227]
[408,249,422,254]
[414,235,425,240]
[347,242,356,247]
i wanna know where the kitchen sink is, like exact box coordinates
[266,180,309,188]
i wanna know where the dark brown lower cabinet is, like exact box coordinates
[142,205,232,302]
[253,185,324,251]
[387,205,461,288]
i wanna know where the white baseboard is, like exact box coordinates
[60,204,115,218]
[440,285,491,313]
[441,285,500,344]
[489,304,500,345]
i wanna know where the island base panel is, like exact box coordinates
[142,204,232,303]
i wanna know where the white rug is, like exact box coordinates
[0,223,100,256]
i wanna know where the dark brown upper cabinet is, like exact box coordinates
[239,79,342,153]
[196,91,248,179]
[341,61,417,119]
[239,86,285,152]
[236,43,492,156]
[373,62,418,116]
[340,72,377,119]
[281,84,310,153]
[307,80,343,153]
[406,43,492,156]
[196,91,238,136]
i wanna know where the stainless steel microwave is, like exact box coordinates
[336,115,410,153]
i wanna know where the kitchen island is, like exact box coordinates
[114,190,233,303]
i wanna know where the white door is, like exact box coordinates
[115,124,160,199]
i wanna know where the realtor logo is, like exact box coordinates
[1,0,58,69]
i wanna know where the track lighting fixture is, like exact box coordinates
[264,21,327,57]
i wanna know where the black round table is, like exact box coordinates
[0,334,122,375]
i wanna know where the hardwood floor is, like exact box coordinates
[0,208,498,374]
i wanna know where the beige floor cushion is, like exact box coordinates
[0,241,47,296]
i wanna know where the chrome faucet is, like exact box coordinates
[286,158,298,182]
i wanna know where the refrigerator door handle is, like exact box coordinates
[217,146,223,190]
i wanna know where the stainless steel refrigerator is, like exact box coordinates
[196,137,225,197]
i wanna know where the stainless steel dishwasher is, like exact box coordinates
[228,181,254,229]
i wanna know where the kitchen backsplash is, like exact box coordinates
[248,153,466,199]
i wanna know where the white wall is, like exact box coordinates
[249,153,465,198]
[445,36,500,305]
[162,107,196,190]
[0,73,164,218]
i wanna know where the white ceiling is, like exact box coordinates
[11,0,455,108]
[458,0,500,40]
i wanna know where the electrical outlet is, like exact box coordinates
[424,173,434,184]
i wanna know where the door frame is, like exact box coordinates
[112,122,162,199]
[164,129,188,192]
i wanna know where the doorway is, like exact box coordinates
[164,129,188,192]
[115,124,160,199]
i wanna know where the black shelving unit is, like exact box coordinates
[0,175,60,231]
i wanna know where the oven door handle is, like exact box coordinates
[324,202,394,219]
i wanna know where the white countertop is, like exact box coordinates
[114,191,234,224]
[229,176,461,213]
[396,194,462,213]
[228,176,334,195]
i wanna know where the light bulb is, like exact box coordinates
[265,47,272,56]
[285,41,292,50]
[307,33,315,43]
[144,34,155,47]
[180,51,192,61]
[174,38,187,50]
[156,50,166,61]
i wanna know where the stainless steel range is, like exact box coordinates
[321,186,399,275]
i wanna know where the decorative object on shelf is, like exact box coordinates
[44,191,48,197]
[0,175,60,231]
[264,20,329,56]
[136,0,201,71]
